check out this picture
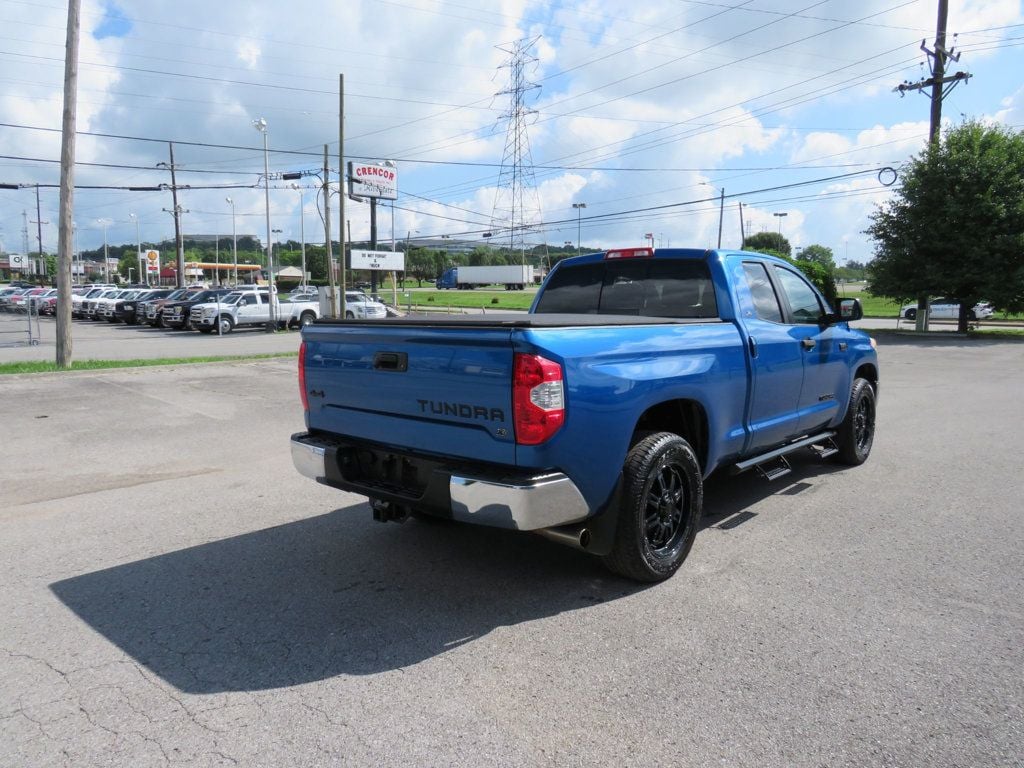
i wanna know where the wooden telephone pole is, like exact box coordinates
[55,0,81,368]
[894,0,971,331]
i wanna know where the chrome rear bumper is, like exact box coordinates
[290,432,589,531]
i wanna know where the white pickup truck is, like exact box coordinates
[190,289,320,333]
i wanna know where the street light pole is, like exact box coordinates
[253,117,275,330]
[774,211,788,235]
[225,196,237,285]
[572,202,586,256]
[129,212,142,285]
[290,183,306,287]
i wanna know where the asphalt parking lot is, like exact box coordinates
[1,336,1022,767]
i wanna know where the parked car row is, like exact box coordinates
[62,284,386,334]
[0,286,62,314]
[4,283,391,330]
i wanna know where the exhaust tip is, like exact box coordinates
[535,524,591,552]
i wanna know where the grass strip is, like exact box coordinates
[0,352,297,375]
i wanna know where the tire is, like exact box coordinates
[602,432,703,582]
[345,311,355,319]
[835,378,876,465]
[299,311,315,327]
[904,308,917,320]
[218,316,234,335]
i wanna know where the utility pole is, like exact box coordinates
[98,219,110,283]
[323,144,336,318]
[29,206,49,279]
[369,198,378,297]
[339,73,347,318]
[738,202,746,249]
[34,186,47,276]
[56,0,80,368]
[716,188,725,249]
[161,205,187,284]
[165,143,185,288]
[21,210,30,257]
[894,0,971,331]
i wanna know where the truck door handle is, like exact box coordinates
[748,336,758,358]
[373,351,408,372]
[801,338,816,351]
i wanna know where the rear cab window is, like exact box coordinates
[535,258,718,318]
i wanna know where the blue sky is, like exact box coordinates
[0,0,1021,266]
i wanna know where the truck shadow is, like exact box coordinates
[48,452,848,695]
[49,505,643,694]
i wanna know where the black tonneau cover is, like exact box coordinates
[315,313,722,328]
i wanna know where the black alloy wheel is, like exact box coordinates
[835,378,876,465]
[602,432,703,582]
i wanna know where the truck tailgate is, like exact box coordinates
[302,322,516,465]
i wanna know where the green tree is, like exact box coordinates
[796,244,836,270]
[867,120,1024,330]
[116,254,139,283]
[402,248,437,286]
[743,231,791,256]
[302,245,327,281]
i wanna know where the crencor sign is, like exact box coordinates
[348,161,397,200]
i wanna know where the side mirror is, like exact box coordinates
[829,298,863,324]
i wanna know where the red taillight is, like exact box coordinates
[604,247,653,260]
[298,341,309,411]
[513,353,565,445]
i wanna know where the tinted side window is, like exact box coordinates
[773,267,824,324]
[742,262,783,323]
[535,259,717,318]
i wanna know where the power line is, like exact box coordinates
[0,122,890,173]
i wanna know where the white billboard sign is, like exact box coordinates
[351,250,405,271]
[348,162,398,200]
[145,249,160,273]
[8,253,26,271]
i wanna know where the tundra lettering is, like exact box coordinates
[417,399,505,421]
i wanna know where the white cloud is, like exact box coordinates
[0,0,1021,258]
[236,41,262,70]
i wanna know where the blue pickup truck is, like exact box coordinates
[291,247,878,582]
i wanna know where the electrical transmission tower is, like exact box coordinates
[490,37,545,267]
